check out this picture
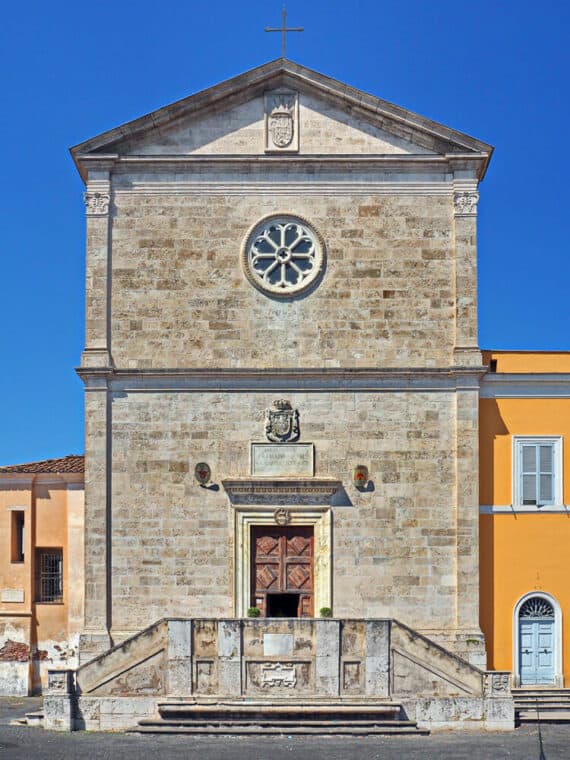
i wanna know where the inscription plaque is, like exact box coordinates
[251,443,314,477]
[263,633,294,656]
[1,589,24,603]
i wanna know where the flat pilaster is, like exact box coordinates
[315,620,340,695]
[365,621,390,697]
[455,386,482,635]
[82,170,112,368]
[218,620,241,696]
[81,375,111,656]
[167,619,193,695]
[453,183,481,367]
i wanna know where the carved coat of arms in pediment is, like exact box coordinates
[265,399,300,443]
[269,103,294,148]
[265,91,299,152]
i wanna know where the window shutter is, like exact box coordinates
[521,444,538,505]
[539,444,554,504]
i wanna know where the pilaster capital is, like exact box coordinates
[84,191,110,216]
[454,190,479,216]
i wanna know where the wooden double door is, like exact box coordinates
[520,618,555,684]
[251,526,314,617]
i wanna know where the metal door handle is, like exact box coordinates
[523,649,531,654]
[541,649,549,653]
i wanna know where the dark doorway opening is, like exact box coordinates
[267,593,300,618]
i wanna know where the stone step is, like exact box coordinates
[158,705,402,721]
[517,711,570,724]
[9,711,44,728]
[135,698,428,736]
[131,724,428,736]
[514,694,570,700]
[512,689,570,696]
[135,698,427,736]
[25,710,44,724]
[514,699,570,707]
[158,698,399,707]
[140,718,417,728]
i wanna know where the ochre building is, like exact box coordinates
[0,456,84,695]
[480,351,570,688]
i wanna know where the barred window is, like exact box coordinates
[35,549,63,603]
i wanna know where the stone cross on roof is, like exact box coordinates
[265,6,304,58]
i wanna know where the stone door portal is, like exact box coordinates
[251,526,314,617]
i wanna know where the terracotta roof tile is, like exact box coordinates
[0,455,85,474]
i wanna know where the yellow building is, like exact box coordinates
[0,456,84,695]
[480,351,570,687]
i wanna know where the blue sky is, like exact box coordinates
[1,0,569,465]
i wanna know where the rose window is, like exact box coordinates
[242,215,325,297]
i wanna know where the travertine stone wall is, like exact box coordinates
[109,191,458,369]
[109,388,467,636]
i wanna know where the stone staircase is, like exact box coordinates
[131,698,429,736]
[42,618,514,732]
[513,689,570,725]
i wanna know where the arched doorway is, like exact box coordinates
[514,593,562,686]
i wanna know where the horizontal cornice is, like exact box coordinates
[0,472,84,486]
[78,152,485,178]
[113,181,456,196]
[223,478,342,498]
[76,366,486,392]
[480,373,570,398]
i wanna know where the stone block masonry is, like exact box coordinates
[109,191,461,370]
[100,384,480,651]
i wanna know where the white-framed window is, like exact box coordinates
[513,436,563,508]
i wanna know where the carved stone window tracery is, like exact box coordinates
[242,215,325,297]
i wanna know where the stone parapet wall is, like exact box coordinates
[45,618,513,732]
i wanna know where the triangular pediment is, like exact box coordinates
[71,59,493,178]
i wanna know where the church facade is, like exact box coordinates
[43,60,515,731]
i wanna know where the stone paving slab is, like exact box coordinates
[0,699,569,760]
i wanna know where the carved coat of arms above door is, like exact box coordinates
[265,399,300,443]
